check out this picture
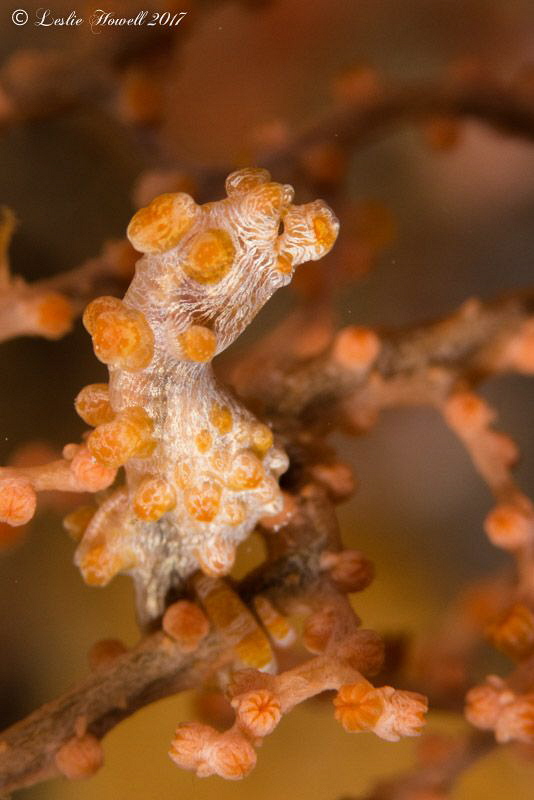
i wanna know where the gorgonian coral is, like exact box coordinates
[2,57,534,791]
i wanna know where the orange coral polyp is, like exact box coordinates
[234,689,282,737]
[234,629,274,670]
[210,734,257,780]
[35,291,73,338]
[332,326,381,370]
[183,228,235,284]
[486,603,534,660]
[162,600,209,651]
[302,608,337,653]
[222,499,247,527]
[275,252,293,275]
[194,576,274,668]
[251,182,288,216]
[88,638,128,670]
[169,723,257,780]
[195,429,212,453]
[0,476,36,526]
[465,680,507,730]
[54,734,104,780]
[444,390,494,433]
[484,504,534,550]
[253,595,295,647]
[70,446,117,491]
[334,682,384,732]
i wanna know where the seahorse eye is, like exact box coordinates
[246,182,290,218]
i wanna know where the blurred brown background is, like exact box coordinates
[1,1,534,797]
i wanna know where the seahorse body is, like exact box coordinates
[73,168,339,619]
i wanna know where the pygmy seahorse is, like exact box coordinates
[73,167,339,620]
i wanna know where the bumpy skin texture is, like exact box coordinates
[73,168,339,619]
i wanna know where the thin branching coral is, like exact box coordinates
[2,19,534,794]
[0,208,73,343]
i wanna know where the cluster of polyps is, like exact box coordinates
[169,629,427,779]
[70,168,339,617]
[466,675,534,744]
[442,390,534,552]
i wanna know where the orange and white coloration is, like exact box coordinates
[194,574,275,670]
[484,504,534,550]
[232,689,282,737]
[73,168,339,619]
[466,676,534,744]
[465,676,510,730]
[0,476,36,526]
[253,595,296,648]
[54,734,104,780]
[0,208,74,342]
[169,722,257,779]
[319,549,374,593]
[334,681,428,741]
[500,319,534,374]
[302,607,338,654]
[63,505,96,542]
[493,693,534,744]
[162,600,209,652]
[331,326,381,371]
[0,446,116,533]
[443,391,494,435]
[486,603,534,660]
[334,681,384,732]
[87,638,128,670]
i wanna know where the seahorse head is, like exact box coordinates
[126,167,339,356]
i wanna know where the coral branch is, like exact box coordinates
[0,447,116,527]
[0,484,392,792]
[0,207,135,344]
[32,238,138,315]
[0,208,74,343]
[0,629,230,793]
[233,291,534,421]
